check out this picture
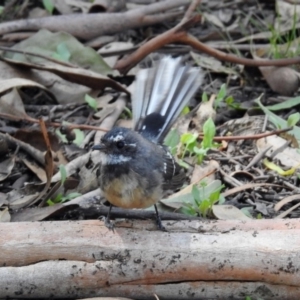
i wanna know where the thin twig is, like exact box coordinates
[202,126,293,142]
[0,112,108,132]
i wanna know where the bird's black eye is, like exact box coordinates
[116,141,125,149]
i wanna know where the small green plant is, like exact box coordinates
[287,112,300,127]
[179,117,217,164]
[182,181,224,218]
[85,94,98,111]
[47,192,81,205]
[214,83,227,109]
[43,0,54,14]
[120,106,133,119]
[268,5,299,59]
[56,121,85,146]
[47,165,81,205]
[202,91,208,103]
[213,84,240,110]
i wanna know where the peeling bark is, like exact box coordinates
[0,219,300,299]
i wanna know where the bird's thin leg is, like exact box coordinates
[104,204,115,231]
[154,204,166,231]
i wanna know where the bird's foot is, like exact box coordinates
[100,216,115,232]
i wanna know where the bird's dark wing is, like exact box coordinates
[159,146,185,192]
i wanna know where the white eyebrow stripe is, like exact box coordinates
[108,133,124,141]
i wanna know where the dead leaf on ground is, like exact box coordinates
[256,135,300,168]
[1,55,129,94]
[0,85,48,120]
[4,29,112,75]
[212,205,252,220]
[21,158,47,183]
[0,156,15,182]
[191,51,241,75]
[0,60,95,105]
[0,207,11,222]
[98,41,135,68]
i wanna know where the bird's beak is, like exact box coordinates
[92,144,106,151]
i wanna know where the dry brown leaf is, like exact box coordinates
[212,205,251,220]
[0,207,11,222]
[0,156,15,182]
[256,135,300,168]
[2,56,129,94]
[22,158,47,183]
[0,61,94,105]
[0,87,29,120]
[8,192,40,210]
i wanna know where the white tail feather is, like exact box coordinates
[132,56,204,142]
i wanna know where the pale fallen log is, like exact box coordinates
[0,0,189,40]
[1,219,300,299]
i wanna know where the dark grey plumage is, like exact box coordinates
[92,57,204,229]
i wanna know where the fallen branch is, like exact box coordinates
[115,15,300,74]
[1,219,300,299]
[0,0,190,40]
[204,126,293,141]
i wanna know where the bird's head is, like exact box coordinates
[92,127,138,164]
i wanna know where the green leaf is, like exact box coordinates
[85,94,98,111]
[256,213,263,219]
[181,203,198,216]
[53,193,63,203]
[193,146,207,164]
[43,0,54,14]
[55,128,68,143]
[202,117,216,149]
[266,96,300,111]
[73,129,85,146]
[216,84,226,101]
[123,107,132,118]
[177,159,190,169]
[218,194,226,205]
[287,112,300,126]
[199,199,211,218]
[180,132,197,145]
[0,6,4,15]
[202,92,208,102]
[56,42,71,62]
[240,207,253,218]
[225,96,241,109]
[209,188,222,203]
[180,132,198,157]
[59,165,67,185]
[193,146,207,155]
[181,106,190,115]
[61,192,82,203]
[47,199,55,206]
[164,128,180,155]
[255,97,300,142]
[192,185,201,206]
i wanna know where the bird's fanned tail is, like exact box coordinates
[132,56,204,143]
